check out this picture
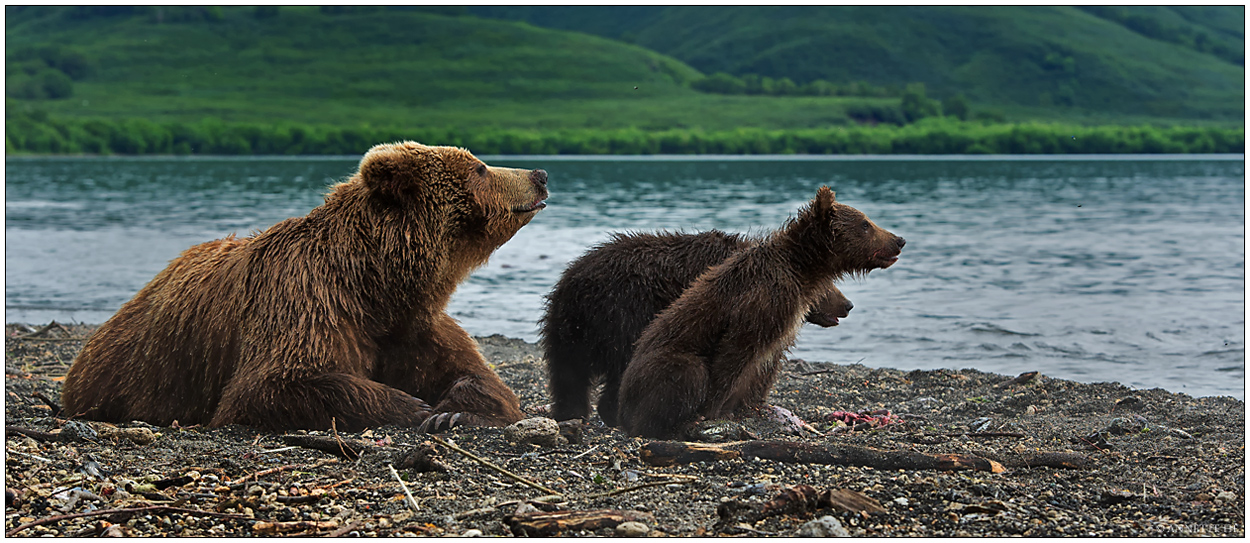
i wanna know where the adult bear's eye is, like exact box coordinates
[862,220,871,232]
[476,164,488,177]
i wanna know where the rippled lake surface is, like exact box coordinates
[5,154,1245,399]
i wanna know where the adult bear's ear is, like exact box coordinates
[357,141,428,197]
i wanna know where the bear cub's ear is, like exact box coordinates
[802,185,838,223]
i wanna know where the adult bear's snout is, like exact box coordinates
[530,169,548,188]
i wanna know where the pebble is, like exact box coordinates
[503,418,562,447]
[615,522,650,537]
[1214,491,1236,504]
[797,516,850,537]
[460,529,483,537]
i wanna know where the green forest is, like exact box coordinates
[5,6,1244,155]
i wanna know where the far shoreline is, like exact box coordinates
[4,153,1246,162]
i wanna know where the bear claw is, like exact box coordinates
[417,412,465,434]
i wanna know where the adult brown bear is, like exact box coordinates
[618,187,905,439]
[540,230,853,426]
[61,142,548,433]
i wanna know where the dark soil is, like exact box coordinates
[4,324,1245,537]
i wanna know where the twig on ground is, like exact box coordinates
[6,425,60,442]
[388,463,420,512]
[252,520,339,534]
[331,418,350,460]
[32,393,62,417]
[6,448,53,462]
[936,432,1027,439]
[5,505,255,537]
[326,519,362,537]
[572,445,600,459]
[995,371,1040,389]
[428,435,563,496]
[14,321,72,340]
[230,459,337,489]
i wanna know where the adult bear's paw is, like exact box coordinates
[417,411,483,433]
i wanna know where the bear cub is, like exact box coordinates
[541,230,853,427]
[618,187,905,439]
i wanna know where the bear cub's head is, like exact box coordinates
[796,185,905,273]
[356,141,548,241]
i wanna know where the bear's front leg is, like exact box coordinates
[211,371,435,432]
[376,313,524,433]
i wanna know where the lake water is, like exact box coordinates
[5,154,1245,399]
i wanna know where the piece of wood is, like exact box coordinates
[637,441,741,466]
[252,520,339,534]
[641,440,1005,473]
[715,484,822,532]
[995,371,1039,388]
[280,434,375,460]
[429,435,563,497]
[818,488,886,514]
[5,425,61,443]
[503,509,655,537]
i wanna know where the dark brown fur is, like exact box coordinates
[540,231,853,426]
[62,142,548,432]
[618,187,905,439]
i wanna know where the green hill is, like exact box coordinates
[5,6,709,129]
[472,5,1245,121]
[4,6,1243,155]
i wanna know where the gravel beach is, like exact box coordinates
[4,323,1244,537]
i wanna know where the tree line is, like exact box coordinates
[6,111,1242,156]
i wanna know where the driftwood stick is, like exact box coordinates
[326,519,363,537]
[230,459,338,489]
[503,509,655,537]
[5,505,254,537]
[5,448,53,462]
[5,425,61,443]
[280,434,375,460]
[640,440,1005,473]
[252,520,339,534]
[996,371,1040,388]
[937,432,1027,439]
[387,463,420,511]
[429,435,563,496]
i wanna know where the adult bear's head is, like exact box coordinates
[354,141,548,258]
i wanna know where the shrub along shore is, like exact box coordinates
[6,114,1243,156]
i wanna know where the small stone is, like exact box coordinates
[503,418,562,447]
[1024,405,1037,416]
[1215,491,1236,504]
[461,529,483,537]
[797,516,849,537]
[893,497,909,507]
[247,485,264,496]
[615,521,650,537]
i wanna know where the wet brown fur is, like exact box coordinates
[540,230,853,426]
[61,142,548,432]
[618,187,905,439]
